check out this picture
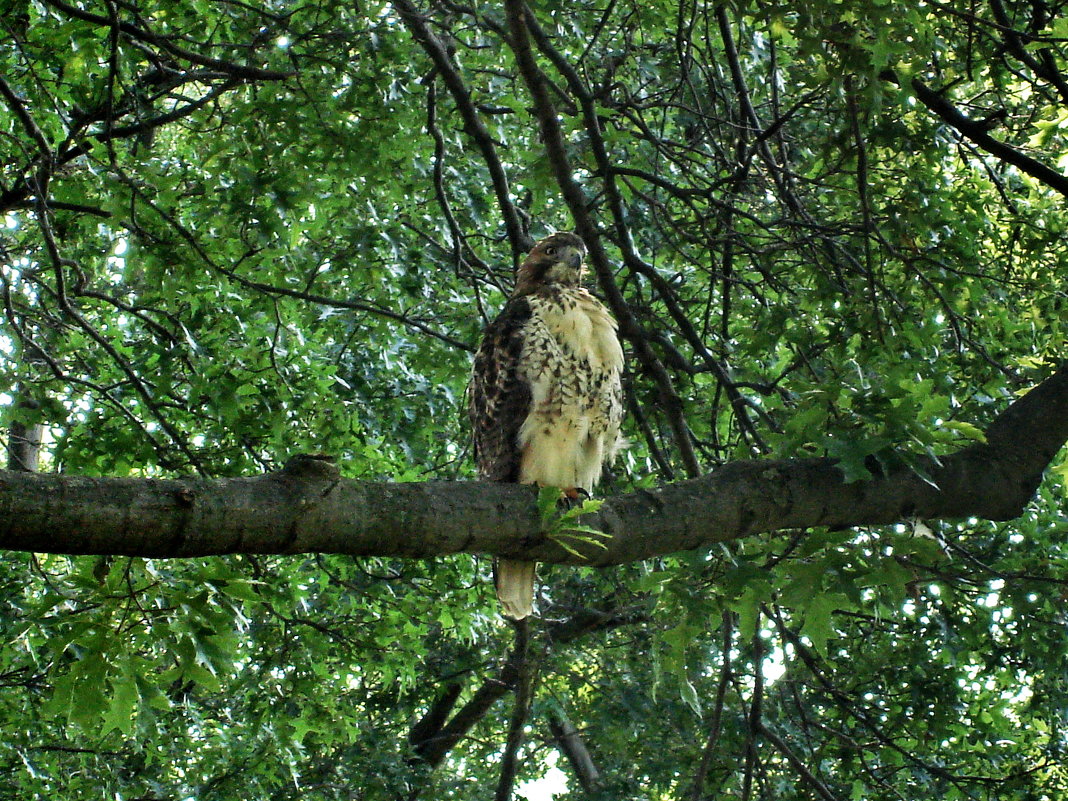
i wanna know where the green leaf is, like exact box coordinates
[939,420,988,443]
[800,593,849,656]
[101,670,140,736]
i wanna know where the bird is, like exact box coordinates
[468,232,625,619]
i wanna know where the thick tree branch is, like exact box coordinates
[408,681,464,757]
[548,711,601,793]
[6,396,43,473]
[406,604,637,790]
[2,362,1066,564]
[494,622,532,801]
[409,632,527,770]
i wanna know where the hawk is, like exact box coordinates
[468,232,625,619]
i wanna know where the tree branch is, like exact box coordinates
[688,611,733,801]
[409,630,527,770]
[494,621,532,801]
[521,8,765,453]
[39,0,293,81]
[392,0,531,263]
[0,75,53,161]
[2,361,1066,563]
[406,604,639,792]
[408,681,464,757]
[906,75,1068,197]
[548,711,601,793]
[757,723,841,801]
[502,0,704,478]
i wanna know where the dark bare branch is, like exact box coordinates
[392,0,531,263]
[494,622,532,801]
[548,711,601,793]
[906,75,1068,197]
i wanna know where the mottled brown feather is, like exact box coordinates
[468,296,533,482]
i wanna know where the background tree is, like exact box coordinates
[1,0,1067,799]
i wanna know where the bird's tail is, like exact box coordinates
[495,559,536,620]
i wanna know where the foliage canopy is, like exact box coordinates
[1,0,1067,798]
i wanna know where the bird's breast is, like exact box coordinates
[525,288,623,374]
[516,287,625,490]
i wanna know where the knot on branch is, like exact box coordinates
[281,453,341,481]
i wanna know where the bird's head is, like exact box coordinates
[513,232,587,296]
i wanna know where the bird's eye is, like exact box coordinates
[545,246,556,256]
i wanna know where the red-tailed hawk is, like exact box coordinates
[469,232,625,619]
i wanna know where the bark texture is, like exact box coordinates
[2,362,1066,566]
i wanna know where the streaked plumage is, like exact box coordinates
[469,232,625,619]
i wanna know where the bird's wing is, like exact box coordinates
[468,296,533,482]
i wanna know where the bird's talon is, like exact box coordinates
[557,487,590,510]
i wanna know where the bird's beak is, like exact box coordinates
[565,248,583,269]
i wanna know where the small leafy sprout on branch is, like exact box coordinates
[536,486,611,559]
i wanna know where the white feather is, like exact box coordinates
[517,287,625,490]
